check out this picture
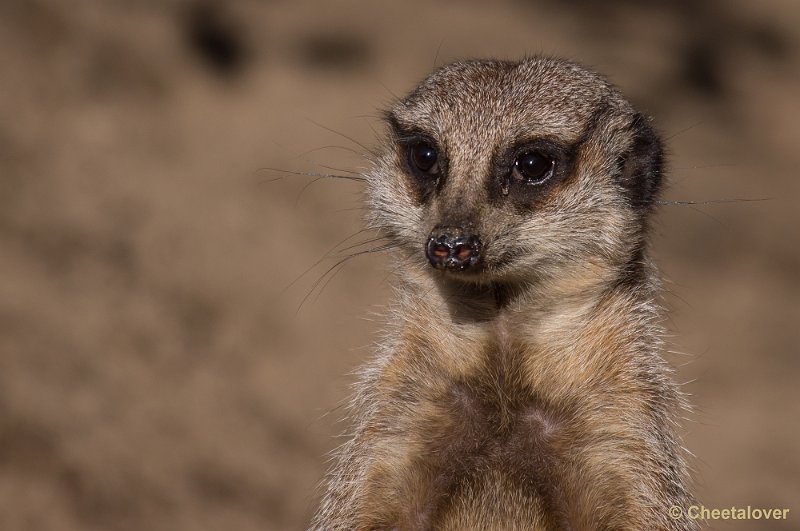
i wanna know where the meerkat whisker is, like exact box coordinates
[312,163,365,176]
[306,117,379,158]
[334,235,391,255]
[664,120,705,140]
[297,243,400,313]
[255,166,367,182]
[282,228,375,294]
[656,197,768,205]
[297,144,366,158]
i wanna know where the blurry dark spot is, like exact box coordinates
[188,462,288,524]
[167,288,221,349]
[681,40,725,96]
[190,465,245,504]
[0,132,26,211]
[0,0,70,51]
[242,399,318,457]
[184,2,248,77]
[85,43,165,100]
[747,25,789,58]
[296,33,371,71]
[257,488,288,524]
[105,237,136,276]
[20,226,89,275]
[60,465,174,526]
[0,416,58,472]
[1,221,138,281]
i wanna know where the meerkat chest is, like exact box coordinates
[426,340,570,482]
[385,324,576,529]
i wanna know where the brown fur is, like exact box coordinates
[311,57,697,530]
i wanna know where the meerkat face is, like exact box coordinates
[368,58,663,285]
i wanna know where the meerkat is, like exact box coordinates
[311,57,697,530]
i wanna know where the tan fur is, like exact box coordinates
[312,57,696,530]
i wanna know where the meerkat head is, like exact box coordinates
[367,57,663,288]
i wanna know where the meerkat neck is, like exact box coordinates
[391,255,660,379]
[401,256,652,326]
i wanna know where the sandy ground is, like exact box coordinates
[0,1,798,530]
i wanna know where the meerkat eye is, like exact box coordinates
[513,151,554,184]
[409,141,440,175]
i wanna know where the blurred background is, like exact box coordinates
[0,1,798,530]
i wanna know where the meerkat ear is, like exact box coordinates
[618,113,664,212]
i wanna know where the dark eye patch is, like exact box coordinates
[488,138,575,209]
[387,114,447,203]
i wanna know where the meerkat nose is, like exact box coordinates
[425,227,481,271]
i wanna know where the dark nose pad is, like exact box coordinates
[425,227,482,271]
